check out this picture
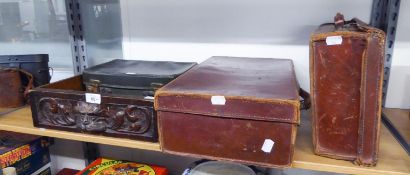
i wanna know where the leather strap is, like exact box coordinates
[299,88,311,110]
[18,69,34,99]
[0,68,33,104]
[333,13,372,33]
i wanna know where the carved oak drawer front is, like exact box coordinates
[33,97,156,141]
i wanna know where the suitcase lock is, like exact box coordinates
[87,79,101,93]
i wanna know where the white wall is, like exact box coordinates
[121,0,372,93]
[50,69,74,82]
[121,0,409,109]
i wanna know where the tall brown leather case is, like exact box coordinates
[155,56,301,167]
[310,14,385,166]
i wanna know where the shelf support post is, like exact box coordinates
[65,0,88,75]
[370,0,409,155]
[370,0,401,107]
[82,142,100,165]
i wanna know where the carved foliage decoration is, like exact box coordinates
[38,97,152,134]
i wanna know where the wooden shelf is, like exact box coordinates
[383,108,410,145]
[0,107,409,175]
[293,110,410,175]
[0,107,16,114]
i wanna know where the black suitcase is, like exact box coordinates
[0,54,50,87]
[83,59,197,97]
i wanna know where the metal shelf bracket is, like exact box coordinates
[66,0,88,75]
[370,0,401,107]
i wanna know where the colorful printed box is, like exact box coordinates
[0,131,51,175]
[77,158,168,175]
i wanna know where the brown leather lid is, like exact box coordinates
[155,56,300,124]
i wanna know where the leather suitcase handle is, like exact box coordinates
[334,12,345,29]
[334,12,374,33]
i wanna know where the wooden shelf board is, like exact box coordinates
[0,107,409,174]
[383,108,410,144]
[0,107,17,114]
[293,110,410,175]
[0,106,160,152]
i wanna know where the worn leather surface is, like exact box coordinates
[0,68,24,107]
[159,111,296,167]
[310,16,385,166]
[156,56,300,123]
[30,76,158,142]
[155,56,300,167]
[82,59,196,96]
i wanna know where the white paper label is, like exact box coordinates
[211,96,226,105]
[85,93,101,104]
[261,139,275,153]
[326,36,343,45]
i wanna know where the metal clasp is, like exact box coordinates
[151,82,164,90]
[87,79,101,93]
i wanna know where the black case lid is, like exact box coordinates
[0,54,49,64]
[83,59,197,90]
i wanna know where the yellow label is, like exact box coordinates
[0,144,32,168]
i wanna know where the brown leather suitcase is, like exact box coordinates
[155,56,307,167]
[310,13,385,166]
[0,68,33,108]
